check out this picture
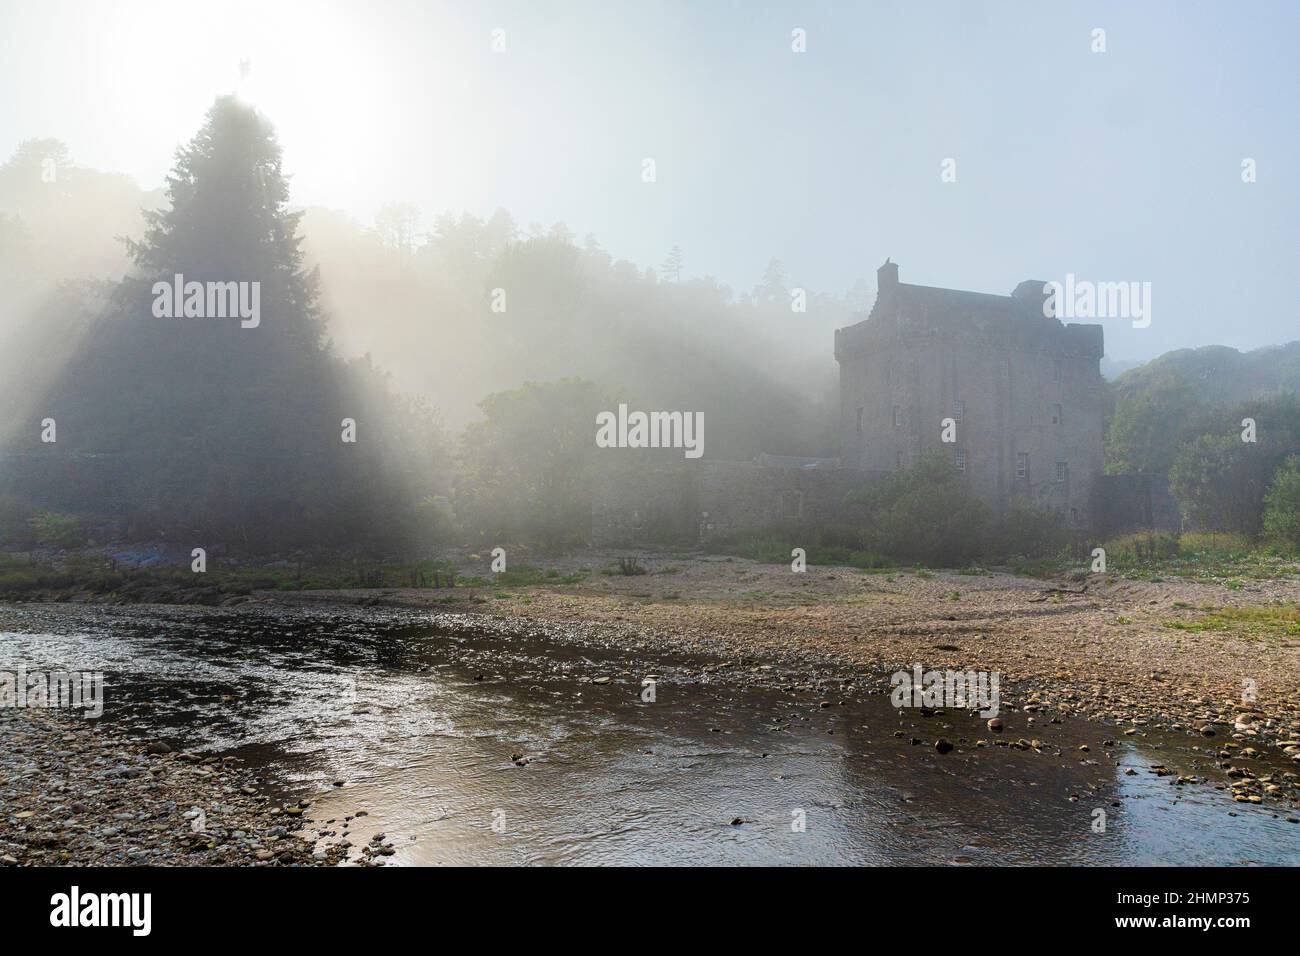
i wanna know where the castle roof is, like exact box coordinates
[834,261,1103,361]
[882,281,1035,324]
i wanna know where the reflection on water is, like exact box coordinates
[1,602,1296,865]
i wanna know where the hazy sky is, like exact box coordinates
[2,0,1297,360]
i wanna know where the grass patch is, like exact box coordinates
[0,553,586,600]
[712,534,894,570]
[1164,604,1300,640]
[460,563,586,587]
[1102,532,1295,583]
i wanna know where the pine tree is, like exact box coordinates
[28,96,432,551]
[660,245,683,282]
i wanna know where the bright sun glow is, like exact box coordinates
[20,0,478,218]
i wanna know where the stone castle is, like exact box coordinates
[592,260,1136,547]
[836,260,1104,527]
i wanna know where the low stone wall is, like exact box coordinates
[591,456,869,547]
[590,459,702,547]
[698,461,862,542]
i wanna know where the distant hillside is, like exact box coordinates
[1105,341,1300,477]
[1112,342,1300,404]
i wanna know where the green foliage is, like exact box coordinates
[1106,371,1204,475]
[1178,530,1252,557]
[1111,343,1300,418]
[455,378,615,548]
[28,512,85,548]
[5,98,448,552]
[414,495,459,544]
[711,532,893,569]
[1109,357,1300,540]
[0,554,583,599]
[1088,529,1297,583]
[1102,531,1182,563]
[1168,395,1300,535]
[1169,434,1251,532]
[1263,455,1300,549]
[1164,604,1300,640]
[847,453,991,566]
[459,563,586,587]
[993,505,1070,560]
[718,468,1072,569]
[392,219,842,460]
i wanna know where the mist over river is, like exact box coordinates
[1,603,1296,865]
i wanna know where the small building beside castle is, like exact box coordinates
[835,261,1105,528]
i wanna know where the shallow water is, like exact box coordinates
[1,602,1296,865]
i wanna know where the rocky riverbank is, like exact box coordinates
[6,549,1300,864]
[0,708,344,867]
[2,583,1298,867]
[278,552,1300,783]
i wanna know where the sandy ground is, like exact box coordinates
[291,551,1300,758]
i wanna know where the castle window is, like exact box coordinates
[856,407,864,434]
[1053,403,1062,425]
[896,451,903,471]
[1070,507,1079,525]
[1053,359,1062,382]
[953,400,964,425]
[1016,453,1028,479]
[892,405,901,427]
[1056,461,1068,483]
[955,449,966,473]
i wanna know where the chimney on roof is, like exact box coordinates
[1013,279,1054,319]
[878,258,899,294]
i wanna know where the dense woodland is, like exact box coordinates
[1,97,1298,560]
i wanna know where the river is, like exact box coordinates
[1,602,1296,865]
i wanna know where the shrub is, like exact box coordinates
[1169,395,1300,536]
[1178,530,1251,557]
[617,556,647,575]
[847,453,990,566]
[1102,531,1181,564]
[993,505,1070,560]
[1263,455,1300,550]
[27,512,86,549]
[414,495,459,544]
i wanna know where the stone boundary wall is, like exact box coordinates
[591,457,871,547]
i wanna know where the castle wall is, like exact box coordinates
[590,460,701,547]
[590,459,865,547]
[836,273,1105,528]
[699,461,862,541]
